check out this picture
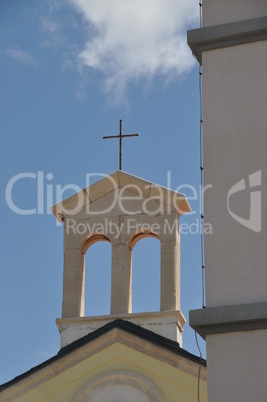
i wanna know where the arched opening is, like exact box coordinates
[82,234,112,316]
[130,233,161,313]
[74,371,164,402]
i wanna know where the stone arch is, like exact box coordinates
[80,233,111,255]
[128,229,160,251]
[73,371,164,402]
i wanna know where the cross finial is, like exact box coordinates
[103,119,140,170]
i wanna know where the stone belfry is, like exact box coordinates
[188,1,267,401]
[51,171,190,348]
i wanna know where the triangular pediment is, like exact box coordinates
[51,171,191,222]
[0,320,206,402]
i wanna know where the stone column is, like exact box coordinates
[111,244,132,314]
[62,249,85,317]
[160,241,180,311]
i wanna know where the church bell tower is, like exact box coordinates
[51,170,190,348]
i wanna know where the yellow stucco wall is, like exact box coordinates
[12,342,207,402]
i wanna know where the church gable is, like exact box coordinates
[0,321,207,402]
[51,170,190,222]
[72,186,176,218]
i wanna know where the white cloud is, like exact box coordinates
[5,49,38,66]
[40,17,64,48]
[41,18,60,35]
[68,0,198,103]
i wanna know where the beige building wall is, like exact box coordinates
[203,40,267,307]
[206,330,267,401]
[203,0,267,26]
[188,1,267,401]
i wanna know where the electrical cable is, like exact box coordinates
[196,2,205,401]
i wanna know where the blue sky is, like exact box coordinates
[0,0,206,384]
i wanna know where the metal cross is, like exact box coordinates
[103,119,140,170]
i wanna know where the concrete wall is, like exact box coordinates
[57,310,185,348]
[188,1,267,401]
[203,32,267,402]
[206,330,267,401]
[203,40,267,308]
[203,0,267,26]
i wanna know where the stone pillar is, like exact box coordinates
[111,244,132,314]
[160,241,180,311]
[62,249,85,317]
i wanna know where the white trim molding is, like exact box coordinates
[187,16,267,64]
